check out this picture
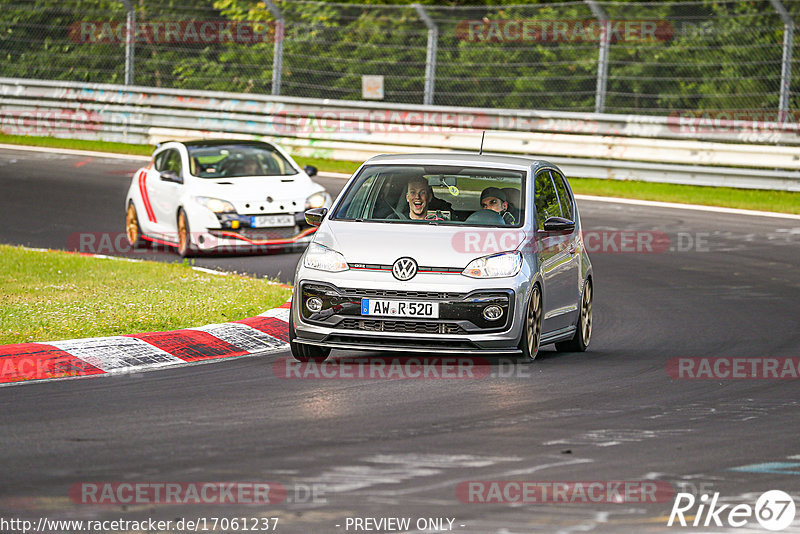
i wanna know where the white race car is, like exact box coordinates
[125,140,331,256]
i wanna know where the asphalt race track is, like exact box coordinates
[1,146,799,533]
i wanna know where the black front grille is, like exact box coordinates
[339,318,466,335]
[340,288,465,300]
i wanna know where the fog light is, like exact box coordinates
[306,297,323,312]
[483,305,503,321]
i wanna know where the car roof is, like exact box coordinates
[156,139,277,149]
[364,152,557,171]
[181,139,276,148]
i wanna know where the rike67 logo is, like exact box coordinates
[668,490,796,530]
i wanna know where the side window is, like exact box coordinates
[550,171,574,221]
[339,173,380,219]
[534,170,560,230]
[154,150,169,171]
[164,150,183,174]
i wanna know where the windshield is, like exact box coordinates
[187,144,298,178]
[332,164,525,227]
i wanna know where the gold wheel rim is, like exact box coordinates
[178,213,187,252]
[126,205,138,245]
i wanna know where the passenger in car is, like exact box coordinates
[480,187,516,224]
[501,187,521,222]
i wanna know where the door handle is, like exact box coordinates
[568,243,577,255]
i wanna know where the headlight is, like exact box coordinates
[305,191,331,209]
[462,251,522,278]
[303,242,349,272]
[195,196,236,214]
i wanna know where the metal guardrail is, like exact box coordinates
[1,77,799,191]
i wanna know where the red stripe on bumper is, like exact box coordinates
[0,344,104,384]
[128,330,247,362]
[216,226,316,246]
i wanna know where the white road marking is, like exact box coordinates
[576,194,800,220]
[0,143,150,161]
[50,336,182,372]
[259,307,290,322]
[191,322,285,353]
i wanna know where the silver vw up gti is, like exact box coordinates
[290,154,593,362]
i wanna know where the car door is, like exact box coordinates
[147,148,185,240]
[549,170,581,329]
[534,169,577,333]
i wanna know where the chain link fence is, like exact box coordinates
[1,0,799,115]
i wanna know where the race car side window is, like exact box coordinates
[163,150,182,174]
[154,150,169,171]
[534,170,559,230]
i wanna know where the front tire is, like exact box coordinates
[177,209,195,258]
[555,279,592,352]
[125,203,145,248]
[289,312,330,362]
[517,284,543,362]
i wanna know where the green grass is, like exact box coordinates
[1,134,798,214]
[568,177,800,215]
[0,133,153,156]
[295,156,360,175]
[0,245,291,345]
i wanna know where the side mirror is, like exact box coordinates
[160,170,182,183]
[305,207,328,227]
[542,216,575,232]
[304,165,318,177]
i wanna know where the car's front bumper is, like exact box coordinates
[292,268,533,354]
[187,208,317,252]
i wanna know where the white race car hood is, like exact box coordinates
[191,175,322,214]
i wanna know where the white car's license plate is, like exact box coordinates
[361,299,439,318]
[251,214,295,228]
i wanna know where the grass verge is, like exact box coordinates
[0,245,291,345]
[1,134,798,214]
[569,177,800,214]
[0,133,153,156]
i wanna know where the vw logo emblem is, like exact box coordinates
[392,257,418,281]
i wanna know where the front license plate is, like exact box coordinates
[361,299,439,318]
[251,214,295,228]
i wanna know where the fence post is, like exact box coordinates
[584,0,609,113]
[120,0,135,85]
[413,4,438,106]
[265,0,284,96]
[769,0,794,121]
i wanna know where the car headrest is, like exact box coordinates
[502,187,521,206]
[466,209,506,225]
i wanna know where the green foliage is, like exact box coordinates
[0,0,792,113]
